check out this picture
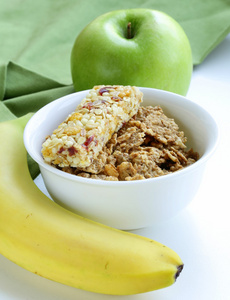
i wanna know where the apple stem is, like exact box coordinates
[127,22,132,39]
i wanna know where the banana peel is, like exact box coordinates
[0,114,183,295]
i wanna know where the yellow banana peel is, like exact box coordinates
[0,114,183,295]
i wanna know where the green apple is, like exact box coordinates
[71,9,192,96]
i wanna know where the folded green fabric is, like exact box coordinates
[1,62,75,120]
[0,0,229,178]
[0,62,75,178]
[0,0,229,84]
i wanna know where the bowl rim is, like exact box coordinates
[24,87,220,187]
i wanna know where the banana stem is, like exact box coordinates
[12,113,34,129]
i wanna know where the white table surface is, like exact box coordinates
[1,34,230,300]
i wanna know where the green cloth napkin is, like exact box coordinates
[0,62,75,178]
[0,62,75,121]
[1,0,229,84]
[0,0,230,178]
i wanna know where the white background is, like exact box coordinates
[1,34,230,299]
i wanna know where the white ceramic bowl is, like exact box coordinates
[24,87,219,230]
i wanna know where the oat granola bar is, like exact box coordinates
[42,85,143,168]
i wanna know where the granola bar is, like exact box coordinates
[42,85,143,168]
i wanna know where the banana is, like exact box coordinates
[0,114,183,295]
